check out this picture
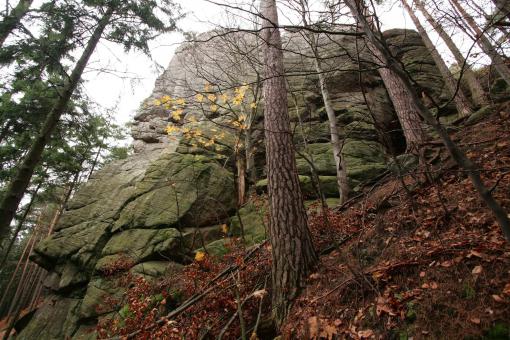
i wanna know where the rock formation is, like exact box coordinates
[17,28,445,339]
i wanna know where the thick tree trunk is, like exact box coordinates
[374,50,427,153]
[0,0,33,48]
[0,182,41,273]
[402,0,473,117]
[450,0,510,86]
[349,1,426,153]
[415,0,489,107]
[260,0,318,325]
[346,0,510,242]
[0,7,114,242]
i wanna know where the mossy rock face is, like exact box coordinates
[32,221,111,274]
[16,295,81,340]
[296,143,337,176]
[196,238,231,257]
[79,278,126,319]
[465,105,494,125]
[295,140,387,191]
[229,202,267,246]
[95,228,183,271]
[256,175,339,199]
[114,152,236,230]
[131,261,183,279]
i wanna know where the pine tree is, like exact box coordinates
[260,0,318,324]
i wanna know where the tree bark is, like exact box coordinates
[0,7,114,242]
[0,0,33,48]
[299,0,350,204]
[346,0,510,242]
[0,182,41,274]
[350,2,426,153]
[450,0,510,86]
[402,0,473,117]
[415,0,489,107]
[260,0,318,325]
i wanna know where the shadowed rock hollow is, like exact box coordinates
[18,28,446,339]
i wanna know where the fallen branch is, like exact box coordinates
[114,241,268,340]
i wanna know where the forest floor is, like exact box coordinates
[93,105,510,339]
[282,107,510,339]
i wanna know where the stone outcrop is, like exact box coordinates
[18,28,445,339]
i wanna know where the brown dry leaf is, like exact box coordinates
[431,282,439,289]
[309,273,321,280]
[472,266,483,275]
[334,319,343,326]
[358,329,374,338]
[421,283,430,289]
[252,289,267,299]
[468,250,483,259]
[376,297,396,316]
[320,324,337,340]
[503,283,510,296]
[470,317,481,324]
[308,316,319,339]
[492,295,504,303]
[419,271,426,278]
[441,261,452,268]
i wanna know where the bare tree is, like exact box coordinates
[402,0,474,117]
[450,0,510,86]
[414,0,489,107]
[344,0,510,241]
[298,0,350,204]
[260,0,318,324]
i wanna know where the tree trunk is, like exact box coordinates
[0,7,114,242]
[415,0,489,107]
[350,1,426,153]
[374,52,427,153]
[260,0,318,325]
[0,182,41,274]
[346,0,510,242]
[236,156,246,205]
[450,0,510,86]
[87,145,102,180]
[0,226,35,315]
[299,0,350,204]
[402,0,473,117]
[0,0,33,48]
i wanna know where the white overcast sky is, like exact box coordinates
[81,0,491,139]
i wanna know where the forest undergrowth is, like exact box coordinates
[96,106,510,340]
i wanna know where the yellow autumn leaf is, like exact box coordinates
[175,98,186,106]
[210,104,219,112]
[166,125,180,134]
[221,224,229,234]
[153,99,161,106]
[220,93,229,102]
[196,93,204,103]
[207,93,217,102]
[250,102,257,109]
[171,109,183,121]
[195,251,206,262]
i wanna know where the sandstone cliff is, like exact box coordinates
[18,29,445,339]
